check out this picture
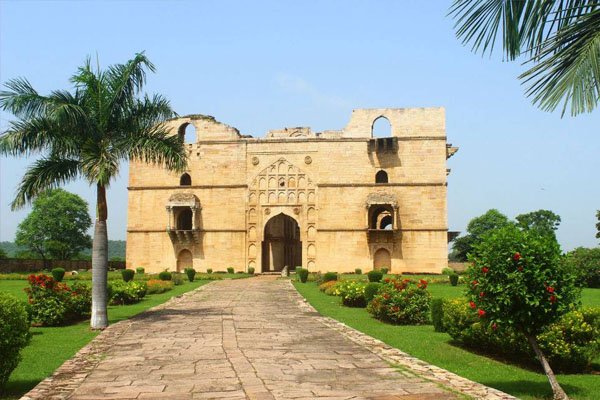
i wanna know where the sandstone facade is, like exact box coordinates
[126,108,458,274]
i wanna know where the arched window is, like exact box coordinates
[380,215,393,230]
[180,173,191,186]
[178,123,196,144]
[375,170,388,184]
[372,116,391,138]
[177,209,193,230]
[369,205,394,230]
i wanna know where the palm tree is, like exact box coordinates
[0,53,187,329]
[449,1,600,116]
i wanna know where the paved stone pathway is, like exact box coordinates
[23,277,514,400]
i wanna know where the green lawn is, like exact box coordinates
[294,280,600,400]
[0,279,210,399]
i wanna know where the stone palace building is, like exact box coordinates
[126,108,458,274]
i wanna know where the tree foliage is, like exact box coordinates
[15,189,92,260]
[563,246,600,288]
[596,210,600,241]
[449,1,600,116]
[516,209,561,240]
[452,209,512,261]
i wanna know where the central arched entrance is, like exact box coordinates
[262,213,301,272]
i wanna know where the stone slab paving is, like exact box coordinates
[22,276,515,400]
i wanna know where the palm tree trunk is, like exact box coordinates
[525,333,569,400]
[90,184,108,330]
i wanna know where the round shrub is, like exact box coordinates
[172,272,184,286]
[355,268,362,275]
[185,268,196,282]
[136,267,145,275]
[0,293,31,390]
[323,272,337,282]
[121,269,135,282]
[206,268,213,274]
[380,267,389,274]
[364,282,382,303]
[51,267,65,282]
[297,268,309,283]
[431,298,445,332]
[449,273,459,286]
[227,267,235,274]
[158,271,172,281]
[248,267,255,275]
[334,280,367,307]
[367,270,383,283]
[367,278,431,324]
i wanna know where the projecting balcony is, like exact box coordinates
[167,228,201,244]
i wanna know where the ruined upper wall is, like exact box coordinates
[165,108,445,142]
[342,108,445,138]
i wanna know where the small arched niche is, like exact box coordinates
[375,170,388,184]
[180,173,191,186]
[178,123,197,144]
[372,116,392,138]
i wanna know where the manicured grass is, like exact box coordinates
[294,281,600,400]
[0,279,210,399]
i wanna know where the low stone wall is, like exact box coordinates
[0,258,126,273]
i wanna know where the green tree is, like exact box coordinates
[15,189,92,261]
[0,53,187,329]
[449,1,600,116]
[0,248,6,259]
[452,209,512,261]
[516,209,561,240]
[563,246,600,288]
[596,210,600,241]
[467,225,579,399]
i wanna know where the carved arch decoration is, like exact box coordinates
[246,158,317,271]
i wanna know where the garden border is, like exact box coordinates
[289,280,518,400]
[20,281,215,400]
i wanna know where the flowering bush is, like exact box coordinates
[318,280,338,295]
[146,279,173,294]
[367,278,430,324]
[109,281,147,305]
[334,280,367,307]
[25,274,91,326]
[442,299,600,372]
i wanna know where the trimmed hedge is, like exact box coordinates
[442,298,600,373]
[185,268,196,282]
[297,268,309,283]
[0,293,31,391]
[323,272,338,282]
[51,267,65,282]
[121,269,135,282]
[367,270,383,283]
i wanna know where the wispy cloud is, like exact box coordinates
[274,73,350,109]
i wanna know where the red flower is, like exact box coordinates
[383,294,390,300]
[472,280,478,286]
[479,291,485,298]
[547,286,555,293]
[417,279,428,289]
[477,309,486,318]
[482,267,489,274]
[550,295,557,303]
[469,301,476,309]
[492,323,498,330]
[517,266,523,272]
[513,252,521,261]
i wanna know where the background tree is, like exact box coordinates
[15,189,92,261]
[467,225,579,399]
[0,53,187,329]
[449,1,600,116]
[563,246,600,288]
[0,248,6,259]
[516,209,561,240]
[451,209,512,261]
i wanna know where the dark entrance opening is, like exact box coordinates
[262,213,301,272]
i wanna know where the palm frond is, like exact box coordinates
[0,78,52,118]
[11,157,80,210]
[106,52,155,115]
[0,117,81,156]
[521,9,600,115]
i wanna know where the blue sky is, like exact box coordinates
[1,1,599,250]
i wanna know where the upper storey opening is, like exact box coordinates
[372,116,392,138]
[178,123,196,144]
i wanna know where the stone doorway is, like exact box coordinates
[262,213,301,272]
[177,249,193,272]
[373,248,391,270]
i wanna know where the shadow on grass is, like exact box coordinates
[484,380,583,399]
[2,378,40,399]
